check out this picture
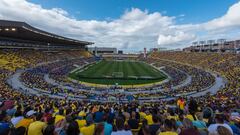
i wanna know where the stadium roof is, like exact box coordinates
[0,20,94,46]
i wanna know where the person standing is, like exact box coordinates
[177,97,185,114]
[28,113,47,135]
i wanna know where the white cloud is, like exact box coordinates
[157,1,240,47]
[0,0,176,51]
[0,0,239,51]
[52,8,69,16]
[158,31,196,46]
[204,1,240,30]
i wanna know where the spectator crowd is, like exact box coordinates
[0,49,239,135]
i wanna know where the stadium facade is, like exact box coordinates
[183,39,240,53]
[88,47,118,55]
[0,20,94,50]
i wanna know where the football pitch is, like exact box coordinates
[69,60,167,85]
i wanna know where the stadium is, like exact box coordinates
[0,1,240,135]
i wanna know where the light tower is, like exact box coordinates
[217,39,226,52]
[144,48,147,58]
[94,46,97,56]
[207,40,215,51]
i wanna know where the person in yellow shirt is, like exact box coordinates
[159,131,178,135]
[28,113,47,135]
[185,114,195,121]
[15,110,35,129]
[139,111,146,119]
[177,97,185,113]
[81,124,95,135]
[55,109,65,124]
[79,110,86,117]
[159,119,178,135]
[80,114,95,135]
[167,110,178,121]
[76,119,87,129]
[145,110,153,125]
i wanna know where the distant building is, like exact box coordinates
[183,39,240,53]
[169,48,182,52]
[118,50,123,54]
[88,47,117,55]
[158,47,168,51]
[149,47,168,52]
[149,48,158,52]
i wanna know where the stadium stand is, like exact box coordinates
[0,20,239,135]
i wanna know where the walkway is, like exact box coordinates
[6,59,227,102]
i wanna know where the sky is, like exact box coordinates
[0,0,240,52]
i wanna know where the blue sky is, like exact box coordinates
[1,0,240,52]
[29,0,236,23]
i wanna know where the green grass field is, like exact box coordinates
[69,60,167,85]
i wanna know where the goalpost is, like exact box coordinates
[112,72,124,78]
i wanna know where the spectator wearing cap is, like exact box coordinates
[15,110,35,129]
[11,107,23,127]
